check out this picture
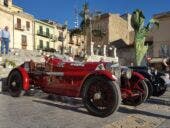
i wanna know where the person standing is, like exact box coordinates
[0,28,2,44]
[1,26,10,54]
[163,57,170,72]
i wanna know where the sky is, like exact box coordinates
[13,0,170,28]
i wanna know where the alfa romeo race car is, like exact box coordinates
[7,55,148,117]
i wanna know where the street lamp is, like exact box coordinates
[89,16,93,44]
[61,24,67,55]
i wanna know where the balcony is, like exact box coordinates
[21,42,27,49]
[15,24,25,31]
[37,31,53,38]
[58,36,64,42]
[22,42,27,46]
[69,41,74,44]
[76,43,81,46]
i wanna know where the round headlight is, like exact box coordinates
[23,62,30,72]
[121,67,132,79]
[126,69,132,79]
[106,63,121,78]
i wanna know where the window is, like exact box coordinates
[46,41,50,48]
[59,32,63,37]
[21,35,27,49]
[4,0,8,7]
[21,35,27,44]
[46,28,49,37]
[58,32,64,41]
[160,44,169,57]
[26,21,30,31]
[39,40,43,49]
[39,26,43,34]
[17,18,21,29]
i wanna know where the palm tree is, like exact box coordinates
[131,9,159,66]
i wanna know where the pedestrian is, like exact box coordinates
[1,26,10,54]
[163,57,170,72]
[0,28,2,44]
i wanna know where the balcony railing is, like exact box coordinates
[21,42,27,46]
[15,24,25,31]
[58,36,64,42]
[69,41,74,44]
[76,43,81,46]
[37,31,53,38]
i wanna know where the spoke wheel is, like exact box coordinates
[82,76,121,117]
[7,70,23,97]
[122,79,148,106]
[144,78,153,99]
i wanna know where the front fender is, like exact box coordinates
[87,70,117,81]
[17,67,30,91]
[79,70,117,97]
[132,71,145,80]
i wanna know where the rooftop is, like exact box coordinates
[153,11,170,19]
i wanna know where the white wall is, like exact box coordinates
[13,15,34,50]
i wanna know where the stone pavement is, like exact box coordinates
[0,86,169,128]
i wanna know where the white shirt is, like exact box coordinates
[0,29,2,38]
[1,29,10,39]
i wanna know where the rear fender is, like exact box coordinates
[17,67,30,91]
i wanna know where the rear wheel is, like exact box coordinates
[82,76,121,117]
[7,70,23,97]
[122,79,148,106]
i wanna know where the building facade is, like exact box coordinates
[0,0,34,50]
[69,33,85,57]
[86,13,134,56]
[40,20,70,54]
[34,20,55,50]
[13,12,34,50]
[150,12,170,57]
[0,0,14,49]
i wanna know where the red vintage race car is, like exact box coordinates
[7,55,148,117]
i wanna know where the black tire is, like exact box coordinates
[144,78,153,99]
[122,80,148,106]
[82,76,121,117]
[7,70,23,97]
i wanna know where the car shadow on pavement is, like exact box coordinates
[146,98,170,106]
[0,77,8,92]
[32,99,90,116]
[118,106,170,119]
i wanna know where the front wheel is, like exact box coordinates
[7,70,23,97]
[82,76,121,117]
[122,79,148,106]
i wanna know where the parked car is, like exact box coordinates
[7,55,148,117]
[121,66,148,106]
[129,66,169,97]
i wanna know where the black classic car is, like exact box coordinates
[129,66,169,98]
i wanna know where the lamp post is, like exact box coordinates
[61,24,67,55]
[89,14,94,55]
[89,16,93,44]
